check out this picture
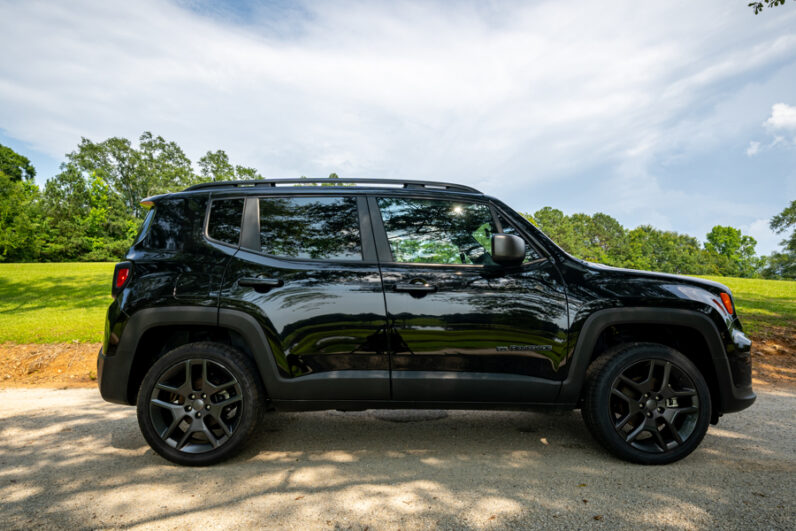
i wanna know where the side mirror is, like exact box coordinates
[491,233,525,266]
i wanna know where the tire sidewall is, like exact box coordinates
[136,343,261,466]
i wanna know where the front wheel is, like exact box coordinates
[581,343,712,465]
[137,342,264,466]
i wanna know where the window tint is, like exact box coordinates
[145,198,187,251]
[207,198,244,246]
[377,197,498,265]
[259,196,362,260]
[497,212,543,262]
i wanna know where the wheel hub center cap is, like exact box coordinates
[192,398,205,411]
[645,398,658,410]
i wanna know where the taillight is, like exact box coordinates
[112,262,132,298]
[720,292,734,315]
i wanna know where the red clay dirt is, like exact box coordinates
[1,329,793,390]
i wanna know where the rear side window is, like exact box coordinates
[258,196,362,261]
[207,198,244,246]
[145,198,187,251]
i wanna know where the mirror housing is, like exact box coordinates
[491,233,525,266]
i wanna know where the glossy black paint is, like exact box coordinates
[98,182,754,417]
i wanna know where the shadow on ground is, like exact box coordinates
[0,388,793,529]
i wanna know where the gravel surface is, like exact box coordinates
[0,388,793,530]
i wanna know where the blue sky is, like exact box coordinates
[1,0,794,254]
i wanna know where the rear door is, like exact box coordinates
[371,194,569,404]
[219,192,390,401]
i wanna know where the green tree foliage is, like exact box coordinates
[762,199,796,279]
[528,208,764,277]
[704,225,759,277]
[0,173,43,261]
[0,144,36,181]
[749,0,791,15]
[199,150,262,181]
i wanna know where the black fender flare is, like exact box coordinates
[557,308,755,414]
[98,306,219,404]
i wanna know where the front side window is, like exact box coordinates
[377,197,497,265]
[207,198,244,246]
[259,196,362,261]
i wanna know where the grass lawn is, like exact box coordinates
[0,262,114,343]
[0,263,793,344]
[697,275,796,335]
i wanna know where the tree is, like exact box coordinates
[198,149,262,181]
[705,225,759,277]
[0,144,36,181]
[749,1,792,15]
[762,200,796,279]
[65,132,194,218]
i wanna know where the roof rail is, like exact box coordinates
[183,178,482,194]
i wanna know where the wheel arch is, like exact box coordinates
[558,308,740,415]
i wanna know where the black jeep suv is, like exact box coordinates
[97,178,755,466]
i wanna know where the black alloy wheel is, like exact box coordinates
[137,342,263,466]
[582,343,712,465]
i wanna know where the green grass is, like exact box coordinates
[696,275,796,334]
[0,263,792,344]
[0,262,114,343]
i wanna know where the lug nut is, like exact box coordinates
[201,393,207,399]
[189,394,196,400]
[646,412,652,417]
[639,403,644,409]
[205,404,211,410]
[196,412,202,418]
[185,405,192,411]
[656,395,661,400]
[657,407,664,413]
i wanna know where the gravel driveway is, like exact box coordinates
[0,387,793,530]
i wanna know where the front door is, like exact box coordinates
[370,195,569,404]
[220,193,390,401]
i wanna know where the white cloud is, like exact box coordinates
[746,141,761,156]
[0,0,794,243]
[765,103,796,130]
[744,218,782,256]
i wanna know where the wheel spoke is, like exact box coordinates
[161,414,184,441]
[617,375,644,394]
[151,398,182,413]
[202,424,220,448]
[659,362,672,392]
[214,414,233,437]
[216,395,242,409]
[183,360,193,393]
[625,423,645,443]
[176,426,194,450]
[651,427,667,452]
[155,382,181,395]
[664,418,684,445]
[615,412,634,430]
[671,387,697,398]
[611,387,633,403]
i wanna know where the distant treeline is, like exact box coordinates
[0,133,793,279]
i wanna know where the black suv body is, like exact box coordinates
[97,179,755,465]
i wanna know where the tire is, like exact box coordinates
[136,342,264,466]
[581,342,711,465]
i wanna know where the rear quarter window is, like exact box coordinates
[143,198,188,251]
[207,198,244,246]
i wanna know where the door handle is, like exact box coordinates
[238,277,284,292]
[394,282,437,294]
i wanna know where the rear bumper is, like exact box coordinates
[97,346,133,405]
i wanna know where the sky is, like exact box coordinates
[0,0,794,254]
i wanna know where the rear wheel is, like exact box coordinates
[137,342,263,466]
[582,343,711,465]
